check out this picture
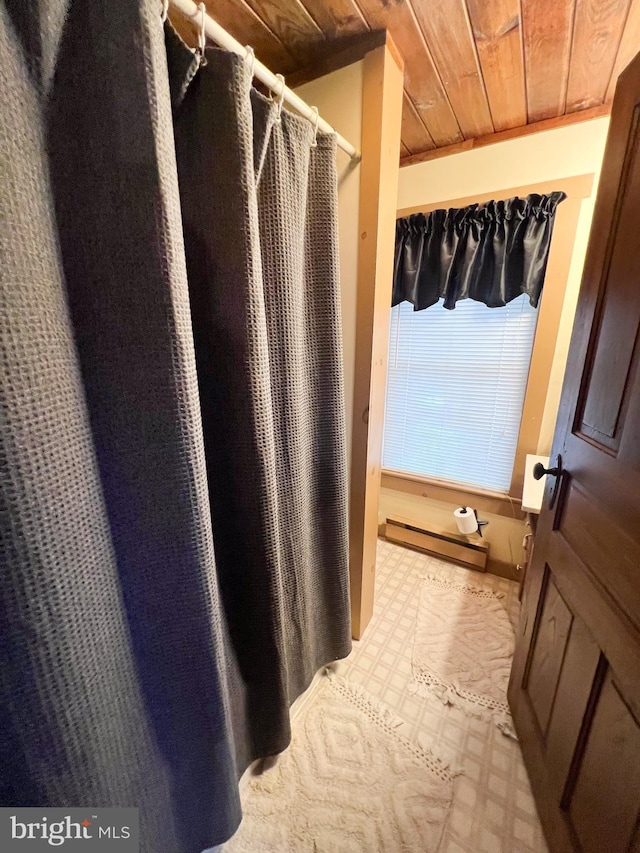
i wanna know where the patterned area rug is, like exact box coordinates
[410,574,515,723]
[225,673,455,852]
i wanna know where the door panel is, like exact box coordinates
[557,480,640,625]
[544,613,600,802]
[579,107,640,449]
[569,673,640,853]
[524,573,573,736]
[521,565,601,804]
[547,534,640,714]
[509,50,640,852]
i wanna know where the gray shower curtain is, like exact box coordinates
[0,2,350,851]
[167,29,351,756]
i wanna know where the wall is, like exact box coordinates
[296,63,363,472]
[383,117,611,569]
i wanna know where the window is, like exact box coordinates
[382,294,539,493]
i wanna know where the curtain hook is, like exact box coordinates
[310,106,319,148]
[244,45,256,80]
[273,73,285,122]
[161,0,169,23]
[193,2,207,66]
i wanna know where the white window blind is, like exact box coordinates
[383,294,539,493]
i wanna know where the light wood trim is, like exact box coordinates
[509,194,585,496]
[384,31,405,77]
[349,42,403,640]
[392,174,593,503]
[381,471,525,520]
[397,173,594,218]
[399,105,611,168]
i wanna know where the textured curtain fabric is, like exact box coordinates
[1,2,349,852]
[0,2,244,850]
[0,0,243,853]
[167,27,351,758]
[393,192,567,311]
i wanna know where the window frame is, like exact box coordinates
[383,173,595,507]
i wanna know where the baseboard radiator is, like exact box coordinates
[384,516,488,572]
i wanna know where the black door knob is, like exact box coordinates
[532,455,563,510]
[533,461,561,480]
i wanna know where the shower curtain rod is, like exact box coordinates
[168,0,361,160]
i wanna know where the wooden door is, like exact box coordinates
[508,53,640,853]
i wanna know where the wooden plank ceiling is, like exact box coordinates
[174,0,640,163]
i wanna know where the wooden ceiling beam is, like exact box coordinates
[521,0,575,122]
[466,0,527,131]
[566,0,631,112]
[399,104,610,167]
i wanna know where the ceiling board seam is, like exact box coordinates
[299,0,369,34]
[461,0,495,133]
[348,0,446,146]
[288,0,329,40]
[349,0,382,42]
[404,90,439,147]
[244,0,327,46]
[402,0,464,139]
[349,0,378,38]
[403,90,436,151]
[404,89,442,149]
[563,0,579,114]
[604,0,635,101]
[517,0,529,124]
[231,0,298,64]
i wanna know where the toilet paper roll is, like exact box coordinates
[454,506,478,535]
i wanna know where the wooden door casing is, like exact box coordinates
[508,52,640,853]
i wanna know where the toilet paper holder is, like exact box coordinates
[473,509,488,538]
[455,506,489,537]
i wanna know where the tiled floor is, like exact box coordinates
[332,539,548,853]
